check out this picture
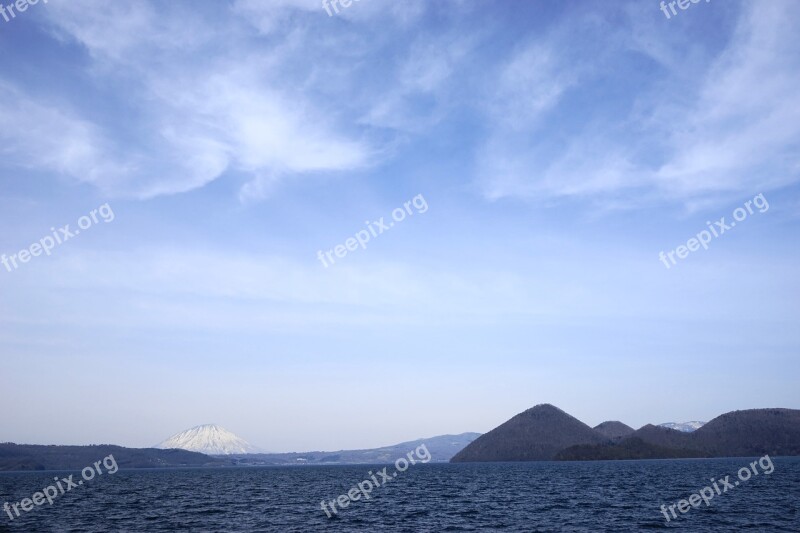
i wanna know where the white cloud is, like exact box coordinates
[476,0,800,210]
[16,0,371,201]
[45,1,208,63]
[232,0,321,34]
[7,0,797,211]
[0,84,134,188]
[359,34,475,132]
[160,71,371,202]
[233,0,428,34]
[487,43,579,131]
[655,0,800,198]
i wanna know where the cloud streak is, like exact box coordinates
[476,0,800,210]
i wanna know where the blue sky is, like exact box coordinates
[1,0,798,452]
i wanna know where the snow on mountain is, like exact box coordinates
[659,421,706,433]
[155,424,259,455]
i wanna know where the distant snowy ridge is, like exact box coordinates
[155,424,259,455]
[659,421,706,433]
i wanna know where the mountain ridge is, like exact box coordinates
[0,433,480,470]
[454,405,800,462]
[228,433,480,464]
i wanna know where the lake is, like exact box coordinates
[1,457,798,531]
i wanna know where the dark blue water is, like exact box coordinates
[1,457,798,531]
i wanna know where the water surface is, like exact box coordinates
[1,457,798,531]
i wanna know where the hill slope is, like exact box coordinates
[631,424,695,449]
[0,443,224,471]
[594,421,635,441]
[555,437,706,461]
[690,408,800,456]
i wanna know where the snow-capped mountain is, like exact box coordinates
[155,424,259,455]
[659,421,706,433]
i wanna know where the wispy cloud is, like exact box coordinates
[0,83,136,189]
[655,0,800,199]
[10,0,372,201]
[475,0,800,210]
[360,33,476,132]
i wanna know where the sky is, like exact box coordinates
[1,0,798,453]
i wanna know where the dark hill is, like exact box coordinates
[690,408,800,457]
[451,405,800,462]
[594,421,634,441]
[555,410,800,461]
[0,443,225,471]
[556,424,705,461]
[450,404,606,462]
